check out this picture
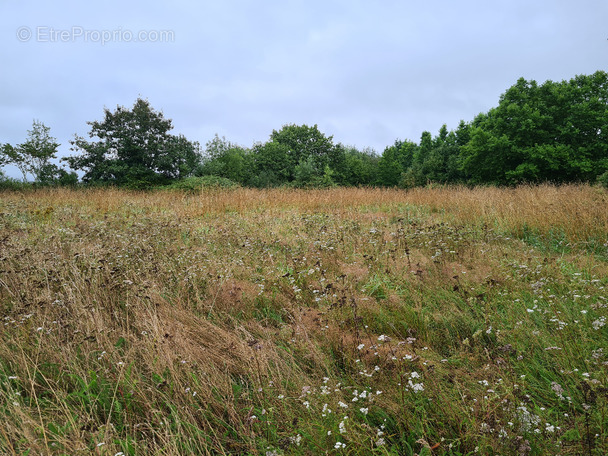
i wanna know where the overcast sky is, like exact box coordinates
[1,0,607,176]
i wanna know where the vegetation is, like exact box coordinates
[1,72,606,189]
[64,99,202,189]
[1,184,607,455]
[1,120,77,187]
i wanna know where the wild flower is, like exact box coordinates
[290,434,302,446]
[339,416,348,434]
[408,380,424,393]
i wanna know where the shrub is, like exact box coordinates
[597,171,608,189]
[165,175,240,193]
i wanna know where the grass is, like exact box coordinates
[0,184,607,455]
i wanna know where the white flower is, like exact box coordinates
[408,380,424,392]
[357,343,365,350]
[592,317,606,330]
[291,434,302,446]
[410,371,420,379]
[378,334,389,342]
[359,407,369,415]
[335,441,346,449]
[339,417,348,434]
[338,401,348,408]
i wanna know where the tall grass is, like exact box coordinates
[0,184,607,455]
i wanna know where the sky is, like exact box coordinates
[1,0,607,177]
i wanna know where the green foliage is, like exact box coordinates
[36,163,79,187]
[461,71,608,185]
[3,72,607,190]
[598,171,608,189]
[1,120,62,183]
[165,175,240,193]
[0,170,28,190]
[64,98,202,188]
[197,134,250,184]
[377,142,403,186]
[263,124,345,186]
[341,146,379,186]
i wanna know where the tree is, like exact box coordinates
[268,124,344,182]
[65,98,201,187]
[198,134,249,184]
[460,71,608,184]
[249,141,291,186]
[156,134,202,180]
[36,163,78,186]
[342,146,379,186]
[377,143,403,186]
[1,120,60,182]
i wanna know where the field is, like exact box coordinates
[1,185,608,455]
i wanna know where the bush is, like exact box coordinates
[164,175,240,193]
[597,171,608,189]
[0,172,28,191]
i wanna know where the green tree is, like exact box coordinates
[157,134,202,180]
[249,141,292,187]
[2,120,60,182]
[461,71,608,184]
[377,143,403,186]
[268,124,343,182]
[36,163,79,186]
[65,98,201,187]
[198,134,249,184]
[1,144,25,180]
[342,146,379,186]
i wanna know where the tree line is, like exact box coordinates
[2,71,607,190]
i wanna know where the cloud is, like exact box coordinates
[1,0,606,178]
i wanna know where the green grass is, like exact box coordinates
[0,185,607,455]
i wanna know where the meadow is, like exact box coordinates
[0,185,607,455]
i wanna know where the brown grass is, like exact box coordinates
[0,184,607,455]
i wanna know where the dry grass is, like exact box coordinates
[1,184,607,455]
[22,183,607,241]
